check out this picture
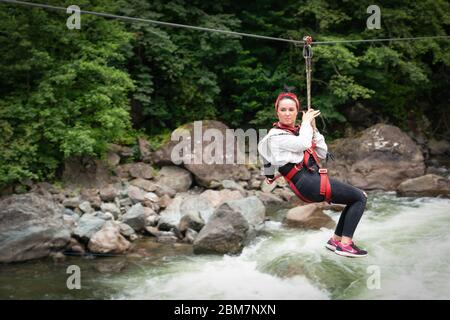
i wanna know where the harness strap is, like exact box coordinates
[282,163,313,203]
[264,130,332,204]
[281,154,332,204]
[318,168,332,203]
[285,163,302,181]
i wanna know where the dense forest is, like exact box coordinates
[0,0,449,187]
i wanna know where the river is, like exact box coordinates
[1,191,449,299]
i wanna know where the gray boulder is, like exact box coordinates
[255,191,289,215]
[225,196,266,227]
[154,184,177,198]
[121,203,146,231]
[138,136,153,163]
[327,124,425,190]
[87,222,131,254]
[129,178,157,192]
[397,174,450,197]
[179,212,205,233]
[74,214,106,242]
[151,120,251,187]
[193,202,249,255]
[145,214,160,227]
[155,166,193,193]
[118,222,137,238]
[79,201,94,214]
[221,180,246,194]
[63,214,79,230]
[249,179,262,190]
[128,162,154,180]
[100,203,121,219]
[144,192,159,203]
[273,188,304,207]
[93,211,114,221]
[180,195,215,222]
[80,188,102,209]
[260,179,277,193]
[0,193,71,263]
[63,196,81,209]
[145,226,179,243]
[127,185,147,204]
[192,196,266,255]
[99,185,118,202]
[284,204,336,230]
[157,193,214,231]
[65,237,85,255]
[199,189,244,209]
[183,228,198,244]
[157,194,188,231]
[428,139,450,157]
[106,151,121,167]
[62,156,119,189]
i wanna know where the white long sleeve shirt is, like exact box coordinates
[258,122,328,167]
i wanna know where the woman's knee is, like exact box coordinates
[328,177,365,204]
[357,189,368,208]
[347,187,367,206]
[361,190,368,201]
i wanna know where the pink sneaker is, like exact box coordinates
[335,241,368,258]
[325,238,340,251]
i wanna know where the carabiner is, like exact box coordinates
[303,36,313,59]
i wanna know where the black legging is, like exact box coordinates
[279,158,367,238]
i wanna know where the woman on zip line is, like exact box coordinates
[257,89,369,258]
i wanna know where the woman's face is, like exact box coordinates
[276,98,298,127]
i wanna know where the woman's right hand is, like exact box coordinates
[302,108,321,124]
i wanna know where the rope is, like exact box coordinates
[303,36,313,110]
[305,56,312,109]
[0,0,448,46]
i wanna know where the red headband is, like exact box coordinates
[274,92,301,111]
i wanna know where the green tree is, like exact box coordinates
[0,0,135,187]
[121,0,243,133]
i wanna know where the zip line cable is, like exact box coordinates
[0,0,304,44]
[1,0,449,46]
[314,36,450,44]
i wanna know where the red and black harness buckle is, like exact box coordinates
[318,168,331,203]
[285,163,303,181]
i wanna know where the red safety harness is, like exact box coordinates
[267,127,332,204]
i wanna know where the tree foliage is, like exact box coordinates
[0,1,135,186]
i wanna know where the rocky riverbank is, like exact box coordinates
[1,121,449,263]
